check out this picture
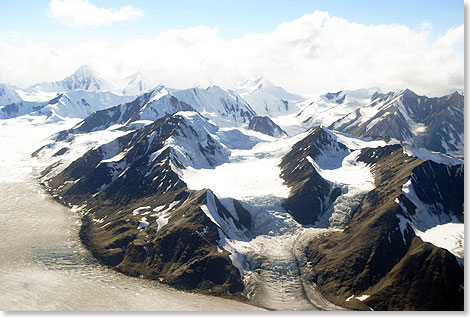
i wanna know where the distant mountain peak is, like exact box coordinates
[61,65,112,92]
[126,70,144,79]
[123,71,149,95]
[26,64,113,93]
[239,76,274,92]
[73,64,95,77]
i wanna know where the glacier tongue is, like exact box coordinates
[306,148,375,228]
[179,128,345,310]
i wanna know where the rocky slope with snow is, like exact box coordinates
[53,87,194,137]
[279,127,346,224]
[304,144,463,310]
[40,113,250,297]
[297,88,381,128]
[248,116,287,137]
[330,89,464,158]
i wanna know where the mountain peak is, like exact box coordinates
[126,71,145,80]
[239,76,274,92]
[123,71,148,95]
[61,65,112,92]
[400,88,418,98]
[73,65,95,77]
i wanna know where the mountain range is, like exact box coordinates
[1,65,463,310]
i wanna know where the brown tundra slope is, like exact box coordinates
[301,144,463,310]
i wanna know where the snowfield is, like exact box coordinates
[181,129,308,200]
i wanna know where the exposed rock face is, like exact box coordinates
[303,144,464,310]
[43,114,250,297]
[248,116,287,137]
[330,89,464,158]
[0,101,45,118]
[279,127,346,224]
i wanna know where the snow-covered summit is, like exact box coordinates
[26,65,114,93]
[297,87,382,128]
[237,76,274,94]
[236,76,305,118]
[168,85,255,127]
[329,88,464,157]
[122,71,149,95]
[0,83,22,105]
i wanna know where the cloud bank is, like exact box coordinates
[1,11,463,96]
[46,0,143,28]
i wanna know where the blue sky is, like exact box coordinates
[0,0,463,45]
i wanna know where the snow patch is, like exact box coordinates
[402,144,463,166]
[396,214,411,245]
[137,217,149,229]
[346,294,370,302]
[132,206,151,215]
[414,223,464,258]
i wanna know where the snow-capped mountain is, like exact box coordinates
[122,71,149,95]
[57,87,194,136]
[0,83,22,105]
[329,89,464,158]
[169,85,256,127]
[26,65,114,93]
[37,90,133,121]
[280,126,349,225]
[236,77,304,117]
[0,89,133,121]
[297,87,381,128]
[68,84,257,131]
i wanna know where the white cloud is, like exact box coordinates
[46,0,143,28]
[434,25,464,48]
[0,11,464,97]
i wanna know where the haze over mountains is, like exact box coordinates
[1,65,464,310]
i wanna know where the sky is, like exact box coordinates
[0,0,464,96]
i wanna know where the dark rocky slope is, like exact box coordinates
[303,144,464,310]
[248,116,287,137]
